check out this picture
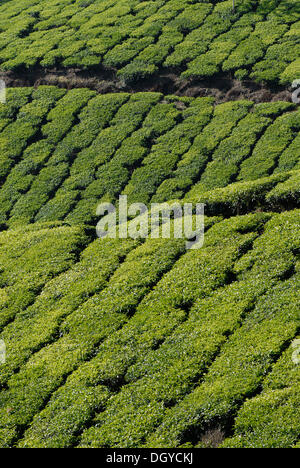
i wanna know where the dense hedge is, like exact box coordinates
[0,210,299,448]
[0,89,299,228]
[140,211,300,448]
[0,85,299,448]
[0,0,299,85]
[187,170,300,216]
[222,336,300,448]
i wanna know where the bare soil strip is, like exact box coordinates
[0,67,292,104]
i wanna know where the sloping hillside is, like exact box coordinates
[0,0,299,451]
[0,87,299,228]
[0,86,299,448]
[0,0,299,86]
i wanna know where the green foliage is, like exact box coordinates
[143,211,300,448]
[0,89,299,228]
[0,222,89,330]
[0,236,186,448]
[0,0,299,84]
[187,111,271,194]
[222,335,300,448]
[154,101,253,202]
[238,110,300,181]
[123,98,214,205]
[0,86,299,448]
[187,171,298,216]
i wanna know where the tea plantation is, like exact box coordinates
[0,0,300,451]
[0,0,299,84]
[0,86,299,448]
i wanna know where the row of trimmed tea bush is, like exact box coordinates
[187,111,271,195]
[0,236,139,386]
[5,92,132,227]
[0,87,32,131]
[0,89,299,228]
[2,209,298,448]
[0,233,188,448]
[153,100,253,202]
[10,214,254,447]
[0,222,89,330]
[40,92,166,225]
[186,102,298,198]
[122,97,214,205]
[74,210,300,448]
[186,170,300,216]
[137,210,300,448]
[0,86,66,184]
[222,333,300,448]
[153,101,294,203]
[0,0,299,85]
[0,88,95,226]
[238,109,300,181]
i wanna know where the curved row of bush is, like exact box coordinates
[0,222,89,330]
[0,0,299,85]
[0,89,299,228]
[0,232,188,447]
[222,335,300,448]
[0,209,299,448]
[1,209,295,448]
[0,84,299,447]
[0,212,274,447]
[137,210,300,448]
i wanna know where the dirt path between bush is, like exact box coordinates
[0,67,292,104]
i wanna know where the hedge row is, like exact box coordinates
[0,236,139,387]
[186,102,298,198]
[0,86,66,184]
[222,335,300,448]
[0,90,299,227]
[187,111,271,196]
[0,234,188,447]
[0,1,299,84]
[13,214,257,448]
[0,87,32,131]
[34,93,162,224]
[186,170,300,216]
[64,97,186,225]
[0,89,299,228]
[252,18,300,84]
[276,132,300,173]
[6,92,131,227]
[42,92,163,225]
[2,210,298,448]
[122,97,214,205]
[0,88,95,226]
[153,100,254,203]
[77,210,300,448]
[238,109,300,181]
[0,222,88,330]
[135,210,300,448]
